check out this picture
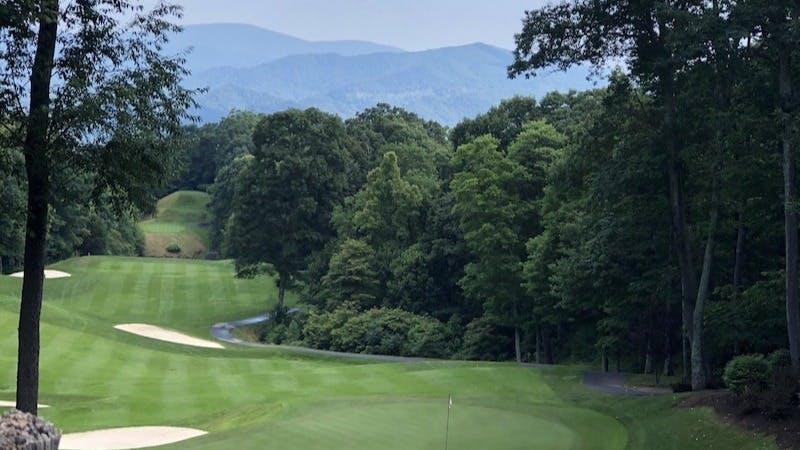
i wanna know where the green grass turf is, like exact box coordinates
[138,190,211,257]
[0,256,778,449]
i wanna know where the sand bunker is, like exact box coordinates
[115,323,224,349]
[0,401,49,408]
[9,270,71,279]
[60,426,207,450]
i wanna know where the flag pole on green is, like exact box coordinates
[445,393,452,450]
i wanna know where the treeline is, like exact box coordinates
[0,146,145,273]
[507,0,800,395]
[185,50,794,392]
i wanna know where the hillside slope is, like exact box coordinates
[138,191,210,258]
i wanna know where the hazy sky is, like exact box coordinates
[140,0,546,51]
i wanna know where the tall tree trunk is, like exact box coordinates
[780,48,800,374]
[644,339,653,374]
[535,325,541,363]
[733,208,745,292]
[16,0,58,415]
[514,327,522,364]
[691,182,720,390]
[662,72,697,374]
[663,293,674,376]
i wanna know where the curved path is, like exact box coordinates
[210,313,671,397]
[210,311,424,362]
[582,371,671,395]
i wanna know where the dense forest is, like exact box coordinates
[1,1,798,406]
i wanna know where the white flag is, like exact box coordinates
[448,395,452,409]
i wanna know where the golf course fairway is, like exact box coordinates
[0,257,778,449]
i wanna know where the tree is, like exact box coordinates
[228,108,354,312]
[0,1,195,413]
[508,0,731,390]
[321,239,379,309]
[330,151,425,305]
[451,135,538,363]
[739,0,800,374]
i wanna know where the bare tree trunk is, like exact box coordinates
[780,48,800,374]
[644,339,653,374]
[691,182,719,391]
[663,294,674,376]
[16,0,59,416]
[514,328,522,364]
[602,351,609,373]
[663,73,697,376]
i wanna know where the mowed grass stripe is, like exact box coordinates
[0,256,778,449]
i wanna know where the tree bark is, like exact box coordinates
[780,47,800,374]
[662,71,697,375]
[691,182,719,391]
[514,327,522,364]
[16,0,59,416]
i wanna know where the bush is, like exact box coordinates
[304,306,449,358]
[263,323,287,345]
[761,367,798,418]
[406,320,450,358]
[723,354,771,395]
[165,243,181,253]
[768,348,792,370]
[459,316,513,361]
[303,302,360,349]
[331,307,416,355]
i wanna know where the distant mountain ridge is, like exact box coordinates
[166,23,403,73]
[174,24,600,125]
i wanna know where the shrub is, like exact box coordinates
[307,307,448,358]
[767,349,792,370]
[459,316,513,361]
[165,243,181,253]
[761,367,798,418]
[285,319,304,345]
[723,354,771,395]
[303,302,360,349]
[406,320,449,358]
[331,307,417,355]
[263,323,287,345]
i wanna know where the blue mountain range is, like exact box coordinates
[173,24,601,125]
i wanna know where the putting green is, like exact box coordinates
[238,401,626,450]
[0,257,778,449]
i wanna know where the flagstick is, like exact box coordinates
[445,393,451,450]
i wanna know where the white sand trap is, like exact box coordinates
[0,400,49,408]
[60,426,207,450]
[115,323,224,349]
[9,269,71,279]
